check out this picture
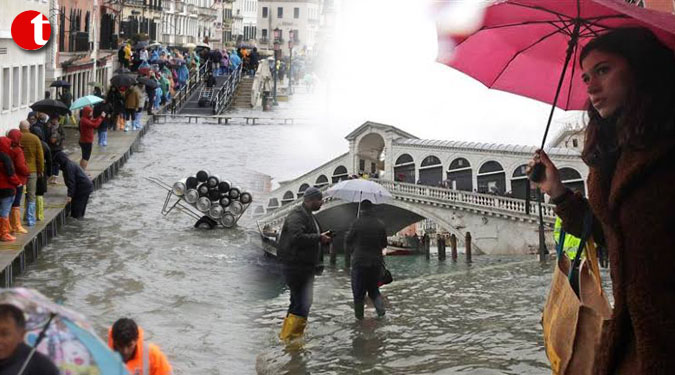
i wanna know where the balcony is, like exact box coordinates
[258,38,269,45]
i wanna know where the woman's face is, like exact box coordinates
[581,50,632,119]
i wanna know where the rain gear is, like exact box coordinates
[53,152,92,199]
[6,131,29,186]
[229,51,241,68]
[78,106,104,144]
[0,138,21,192]
[107,327,173,375]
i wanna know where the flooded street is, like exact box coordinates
[15,116,571,374]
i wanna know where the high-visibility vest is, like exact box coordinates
[553,217,582,259]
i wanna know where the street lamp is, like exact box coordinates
[288,30,295,95]
[272,27,281,106]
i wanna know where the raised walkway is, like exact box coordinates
[0,117,154,286]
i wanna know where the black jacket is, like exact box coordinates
[0,343,59,375]
[345,212,387,268]
[277,205,322,267]
[54,152,93,197]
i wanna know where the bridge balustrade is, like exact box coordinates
[257,179,557,227]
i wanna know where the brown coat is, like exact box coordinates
[555,138,675,374]
[124,87,142,110]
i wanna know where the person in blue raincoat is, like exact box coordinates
[177,63,189,86]
[229,50,241,69]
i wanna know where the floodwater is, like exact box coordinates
[12,97,607,374]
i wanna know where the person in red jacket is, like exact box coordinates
[6,130,29,235]
[0,138,21,242]
[78,106,104,170]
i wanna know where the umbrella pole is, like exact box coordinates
[17,313,56,375]
[356,191,362,218]
[533,22,581,262]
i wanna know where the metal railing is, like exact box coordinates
[212,64,243,115]
[256,179,557,226]
[166,63,208,114]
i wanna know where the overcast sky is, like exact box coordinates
[272,0,586,182]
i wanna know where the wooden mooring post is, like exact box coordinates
[424,235,430,260]
[344,248,351,269]
[450,234,458,261]
[465,232,472,263]
[437,235,446,261]
[329,243,336,265]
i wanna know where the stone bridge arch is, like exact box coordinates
[315,199,479,254]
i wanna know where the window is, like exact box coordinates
[12,67,19,109]
[572,138,578,147]
[21,66,28,106]
[262,7,267,18]
[262,29,267,39]
[294,7,299,18]
[37,65,43,100]
[2,68,9,111]
[277,7,283,18]
[29,65,36,103]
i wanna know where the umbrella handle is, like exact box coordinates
[17,313,56,375]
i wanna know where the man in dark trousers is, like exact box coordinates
[0,304,59,375]
[277,187,332,342]
[345,200,388,319]
[53,152,93,219]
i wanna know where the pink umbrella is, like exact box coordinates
[435,0,675,257]
[438,0,675,142]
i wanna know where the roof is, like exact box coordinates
[344,121,418,141]
[394,138,581,157]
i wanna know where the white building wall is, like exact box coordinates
[0,0,50,133]
[257,0,320,54]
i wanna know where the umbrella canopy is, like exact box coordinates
[183,43,196,49]
[137,76,158,89]
[148,42,162,48]
[113,67,131,74]
[133,41,148,50]
[196,42,211,50]
[70,95,104,110]
[110,74,136,88]
[326,179,393,205]
[437,0,675,112]
[0,288,129,375]
[49,80,71,88]
[30,99,70,115]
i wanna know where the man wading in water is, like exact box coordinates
[277,187,333,342]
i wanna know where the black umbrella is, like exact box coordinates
[49,80,71,88]
[30,99,70,115]
[134,41,149,50]
[137,77,158,89]
[110,74,136,88]
[114,67,131,74]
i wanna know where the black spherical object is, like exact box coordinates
[196,170,209,182]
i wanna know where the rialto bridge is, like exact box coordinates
[253,122,589,255]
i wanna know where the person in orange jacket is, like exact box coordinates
[108,318,173,375]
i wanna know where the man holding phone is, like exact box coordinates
[277,186,332,342]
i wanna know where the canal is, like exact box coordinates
[14,118,579,374]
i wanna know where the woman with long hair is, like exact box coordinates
[530,27,675,373]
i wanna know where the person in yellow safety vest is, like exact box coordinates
[108,318,173,375]
[553,216,582,259]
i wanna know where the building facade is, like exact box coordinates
[44,0,119,103]
[161,0,218,46]
[257,0,320,54]
[232,0,258,45]
[0,0,50,132]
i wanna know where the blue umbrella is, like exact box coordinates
[70,95,104,111]
[0,288,129,375]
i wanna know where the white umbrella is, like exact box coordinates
[326,179,392,217]
[184,42,197,49]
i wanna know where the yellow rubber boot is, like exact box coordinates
[0,218,16,242]
[36,196,44,221]
[279,314,307,341]
[9,207,28,234]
